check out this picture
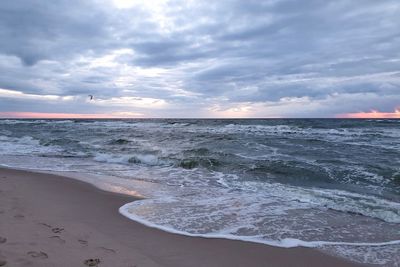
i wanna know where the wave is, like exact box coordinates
[93,152,168,166]
[119,202,400,248]
[0,119,74,125]
[177,157,220,169]
[108,138,131,145]
[310,189,400,223]
[0,135,62,155]
[40,138,81,147]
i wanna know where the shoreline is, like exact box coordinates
[0,167,367,266]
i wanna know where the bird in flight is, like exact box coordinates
[88,95,94,100]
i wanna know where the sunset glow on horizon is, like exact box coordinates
[337,109,400,119]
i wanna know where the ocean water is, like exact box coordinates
[0,119,399,265]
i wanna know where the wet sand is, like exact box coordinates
[0,167,367,267]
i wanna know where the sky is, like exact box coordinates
[0,0,399,118]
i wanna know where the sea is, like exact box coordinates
[0,119,399,266]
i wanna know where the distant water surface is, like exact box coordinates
[0,119,399,266]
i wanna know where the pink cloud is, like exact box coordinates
[337,108,400,119]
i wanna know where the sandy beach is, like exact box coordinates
[0,167,367,267]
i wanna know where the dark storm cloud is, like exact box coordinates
[0,0,399,117]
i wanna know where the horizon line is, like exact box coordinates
[0,111,399,120]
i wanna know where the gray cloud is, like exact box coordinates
[0,0,114,65]
[0,0,399,117]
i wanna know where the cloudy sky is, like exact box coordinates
[0,0,399,118]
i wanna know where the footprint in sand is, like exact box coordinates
[78,239,88,246]
[38,222,52,228]
[51,227,64,234]
[0,259,6,266]
[97,247,116,254]
[84,258,100,266]
[27,251,48,259]
[0,237,6,244]
[14,214,24,219]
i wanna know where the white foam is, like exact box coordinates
[119,202,400,248]
[129,154,161,166]
[0,135,62,155]
[93,152,166,166]
[93,153,131,164]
